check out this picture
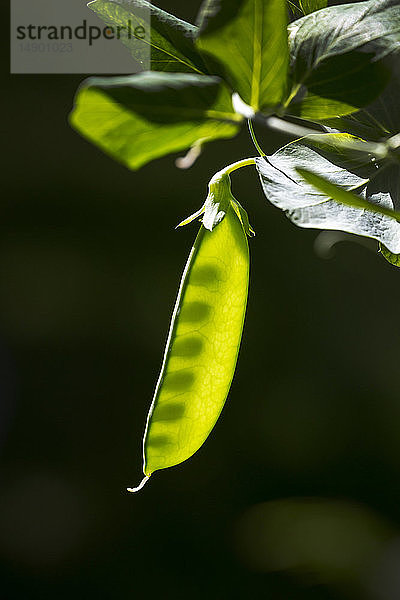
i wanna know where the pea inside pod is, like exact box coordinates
[128,201,250,491]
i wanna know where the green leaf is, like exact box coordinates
[255,134,400,253]
[286,0,400,120]
[196,0,289,111]
[70,72,242,171]
[88,0,207,74]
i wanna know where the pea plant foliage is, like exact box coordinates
[70,0,400,491]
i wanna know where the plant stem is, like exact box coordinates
[248,119,266,157]
[388,132,400,149]
[387,132,400,163]
[282,84,302,109]
[261,114,322,138]
[255,114,389,159]
[217,157,257,178]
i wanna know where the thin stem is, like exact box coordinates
[207,157,256,190]
[261,114,329,138]
[256,114,389,159]
[282,84,302,109]
[248,119,266,157]
[388,132,400,150]
[222,157,257,176]
[386,132,400,164]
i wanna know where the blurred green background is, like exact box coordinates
[3,1,400,598]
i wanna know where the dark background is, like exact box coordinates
[3,1,400,599]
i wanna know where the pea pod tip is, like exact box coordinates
[126,475,150,494]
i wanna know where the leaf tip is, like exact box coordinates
[176,205,206,229]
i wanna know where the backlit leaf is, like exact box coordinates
[256,134,400,253]
[196,0,289,111]
[70,72,242,170]
[286,0,400,119]
[88,0,207,73]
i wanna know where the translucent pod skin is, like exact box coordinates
[143,203,249,477]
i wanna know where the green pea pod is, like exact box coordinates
[128,201,249,491]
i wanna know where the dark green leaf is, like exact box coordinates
[288,0,327,17]
[324,57,400,141]
[196,0,289,111]
[299,0,327,15]
[255,134,400,252]
[88,0,207,74]
[70,72,242,170]
[287,1,303,22]
[286,0,400,120]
